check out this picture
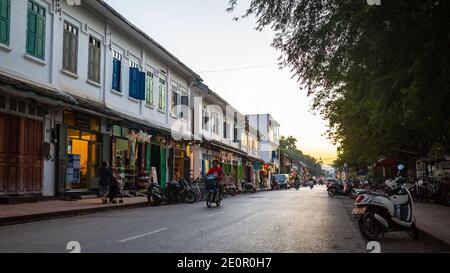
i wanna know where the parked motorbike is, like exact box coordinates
[173,178,196,204]
[327,180,359,198]
[147,181,168,206]
[241,180,257,193]
[352,164,420,242]
[205,174,221,208]
[222,183,237,197]
[189,177,204,202]
[294,180,301,190]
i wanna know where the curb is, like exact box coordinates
[0,202,150,227]
[415,225,450,250]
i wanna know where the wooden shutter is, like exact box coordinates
[138,71,146,100]
[0,0,10,44]
[160,146,166,188]
[35,10,45,59]
[112,58,121,91]
[145,144,151,171]
[183,157,190,180]
[56,124,68,195]
[26,11,37,55]
[93,44,101,82]
[69,31,78,72]
[88,43,94,80]
[168,148,174,182]
[0,114,6,193]
[129,67,139,99]
[63,29,70,70]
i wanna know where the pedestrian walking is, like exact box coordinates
[99,161,114,204]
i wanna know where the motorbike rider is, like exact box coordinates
[206,160,225,199]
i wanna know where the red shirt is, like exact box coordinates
[207,166,224,180]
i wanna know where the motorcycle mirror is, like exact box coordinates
[398,164,405,171]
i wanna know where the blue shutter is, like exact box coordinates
[129,67,139,99]
[112,59,121,91]
[138,71,146,100]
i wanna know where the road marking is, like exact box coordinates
[243,203,254,207]
[118,228,168,243]
[206,211,225,218]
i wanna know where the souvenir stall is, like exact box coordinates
[111,125,152,197]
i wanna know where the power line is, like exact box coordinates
[198,62,279,73]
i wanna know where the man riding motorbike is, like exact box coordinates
[206,160,225,200]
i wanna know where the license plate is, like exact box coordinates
[352,207,367,215]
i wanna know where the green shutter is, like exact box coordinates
[0,0,10,45]
[160,146,167,188]
[88,44,94,79]
[145,144,151,171]
[94,46,101,82]
[63,30,70,70]
[26,1,45,59]
[70,33,77,72]
[26,12,37,55]
[35,12,45,59]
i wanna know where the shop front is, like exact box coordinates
[0,95,47,197]
[110,124,160,195]
[63,111,103,192]
[168,140,191,182]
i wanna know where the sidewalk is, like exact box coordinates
[0,197,149,226]
[414,202,450,246]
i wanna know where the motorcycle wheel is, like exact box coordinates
[206,192,213,208]
[358,212,384,241]
[406,223,421,241]
[252,188,256,193]
[150,196,162,206]
[328,188,336,197]
[230,189,236,196]
[184,191,196,204]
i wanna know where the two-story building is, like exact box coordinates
[0,0,201,201]
[247,114,280,182]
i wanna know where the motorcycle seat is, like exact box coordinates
[363,191,386,197]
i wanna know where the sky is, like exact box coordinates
[104,0,338,165]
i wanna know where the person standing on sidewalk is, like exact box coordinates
[99,161,114,204]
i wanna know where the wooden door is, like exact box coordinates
[0,113,43,195]
[0,114,6,193]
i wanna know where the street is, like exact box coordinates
[0,186,448,253]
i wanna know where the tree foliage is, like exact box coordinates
[228,0,450,167]
[279,135,322,175]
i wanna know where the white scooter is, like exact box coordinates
[352,164,420,241]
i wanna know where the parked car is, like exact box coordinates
[272,174,291,189]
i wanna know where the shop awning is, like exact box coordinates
[245,154,265,163]
[209,140,247,157]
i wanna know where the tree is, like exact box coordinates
[279,135,322,175]
[228,0,450,167]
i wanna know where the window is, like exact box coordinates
[26,1,46,60]
[212,113,219,135]
[145,70,154,105]
[62,21,78,73]
[112,50,122,91]
[130,60,139,69]
[171,83,180,117]
[158,77,166,111]
[223,119,229,139]
[0,0,10,45]
[202,107,209,131]
[129,60,145,100]
[180,87,188,119]
[88,36,101,83]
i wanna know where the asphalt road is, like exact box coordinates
[0,186,448,253]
